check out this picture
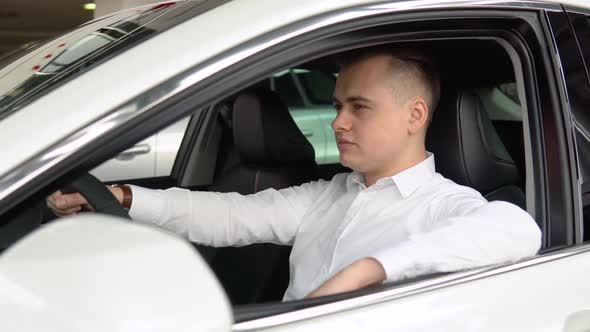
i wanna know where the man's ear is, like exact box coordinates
[407,97,429,135]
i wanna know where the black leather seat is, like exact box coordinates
[212,87,318,192]
[426,89,526,209]
[204,87,318,304]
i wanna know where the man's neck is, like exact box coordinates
[363,149,428,187]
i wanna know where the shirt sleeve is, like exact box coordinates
[127,180,328,246]
[371,199,542,283]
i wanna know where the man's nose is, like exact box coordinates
[332,109,352,132]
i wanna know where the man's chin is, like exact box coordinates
[339,155,360,171]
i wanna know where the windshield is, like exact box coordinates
[0,0,228,121]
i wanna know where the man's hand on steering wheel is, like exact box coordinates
[46,177,126,218]
[47,187,124,217]
[47,190,92,217]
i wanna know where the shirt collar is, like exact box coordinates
[346,152,437,198]
[392,152,436,198]
[346,171,365,191]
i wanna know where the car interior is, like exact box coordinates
[136,39,530,307]
[0,37,532,317]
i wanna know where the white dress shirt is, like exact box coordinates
[129,154,541,301]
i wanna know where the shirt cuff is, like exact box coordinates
[371,240,426,283]
[127,185,166,226]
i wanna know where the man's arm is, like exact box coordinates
[307,200,541,298]
[49,179,329,247]
[127,181,328,246]
[306,257,386,298]
[373,200,541,284]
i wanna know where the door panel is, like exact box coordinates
[258,252,590,331]
[90,116,191,182]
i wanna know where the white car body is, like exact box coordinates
[0,216,232,332]
[91,118,190,181]
[1,0,590,331]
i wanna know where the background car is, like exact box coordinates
[1,0,590,331]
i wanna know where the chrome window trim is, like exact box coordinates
[0,0,563,202]
[233,243,590,331]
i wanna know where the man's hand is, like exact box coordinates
[47,186,124,217]
[306,257,386,298]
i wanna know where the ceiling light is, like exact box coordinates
[83,3,96,11]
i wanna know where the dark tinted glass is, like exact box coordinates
[569,12,590,80]
[271,71,304,107]
[561,11,590,241]
[297,70,335,105]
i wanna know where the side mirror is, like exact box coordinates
[0,215,232,332]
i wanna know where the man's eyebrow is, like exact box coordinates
[331,96,374,104]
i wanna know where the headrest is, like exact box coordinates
[232,87,316,166]
[426,90,520,194]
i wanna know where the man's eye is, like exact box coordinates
[353,104,366,111]
[333,104,342,111]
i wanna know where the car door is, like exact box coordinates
[90,117,190,182]
[90,135,156,181]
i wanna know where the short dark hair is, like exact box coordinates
[337,46,441,123]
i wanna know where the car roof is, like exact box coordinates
[0,0,587,179]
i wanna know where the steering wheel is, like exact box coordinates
[1,172,130,251]
[62,172,130,220]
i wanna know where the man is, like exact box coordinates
[48,47,542,301]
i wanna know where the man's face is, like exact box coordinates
[331,54,413,176]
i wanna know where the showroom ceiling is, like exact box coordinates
[0,0,93,55]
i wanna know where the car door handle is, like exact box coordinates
[116,144,151,161]
[301,130,314,137]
